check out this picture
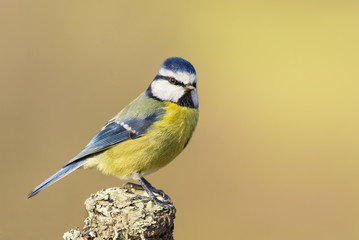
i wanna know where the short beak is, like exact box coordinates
[184,85,195,91]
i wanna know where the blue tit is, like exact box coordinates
[28,57,199,208]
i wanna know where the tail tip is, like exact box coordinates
[27,190,39,199]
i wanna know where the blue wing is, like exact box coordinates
[66,121,129,164]
[64,108,164,166]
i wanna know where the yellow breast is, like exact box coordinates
[84,102,199,178]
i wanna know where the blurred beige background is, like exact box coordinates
[1,1,359,239]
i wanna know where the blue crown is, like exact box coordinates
[161,57,196,75]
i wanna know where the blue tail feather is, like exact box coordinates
[27,160,85,198]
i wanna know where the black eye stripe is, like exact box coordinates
[155,75,197,89]
[157,75,185,87]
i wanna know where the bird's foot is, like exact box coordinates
[123,181,174,209]
[147,187,172,203]
[123,182,172,203]
[151,196,175,209]
[138,178,173,203]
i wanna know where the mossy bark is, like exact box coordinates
[63,185,175,240]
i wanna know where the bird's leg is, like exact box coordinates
[137,176,174,209]
[139,177,172,203]
[123,180,172,205]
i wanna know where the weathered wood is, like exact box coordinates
[63,185,176,240]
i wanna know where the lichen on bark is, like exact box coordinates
[63,185,175,240]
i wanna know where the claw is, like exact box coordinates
[152,198,175,209]
[151,188,172,203]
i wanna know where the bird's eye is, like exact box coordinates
[168,78,177,85]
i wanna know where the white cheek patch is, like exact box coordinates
[151,80,185,102]
[159,68,197,85]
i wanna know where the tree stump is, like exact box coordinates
[63,184,176,240]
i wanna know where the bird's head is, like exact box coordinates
[146,57,198,108]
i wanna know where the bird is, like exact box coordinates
[27,57,199,208]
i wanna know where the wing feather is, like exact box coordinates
[64,95,166,166]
